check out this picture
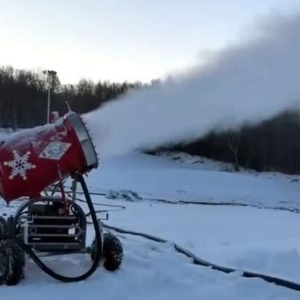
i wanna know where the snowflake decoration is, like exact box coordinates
[3,150,36,180]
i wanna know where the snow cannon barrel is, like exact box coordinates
[0,111,98,204]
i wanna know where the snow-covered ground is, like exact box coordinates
[85,151,300,210]
[2,151,300,299]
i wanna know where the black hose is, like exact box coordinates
[71,189,300,214]
[103,224,300,292]
[65,187,300,290]
[11,173,103,283]
[73,197,126,215]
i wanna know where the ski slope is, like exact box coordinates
[86,151,300,209]
[2,151,300,299]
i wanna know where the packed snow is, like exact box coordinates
[2,151,300,300]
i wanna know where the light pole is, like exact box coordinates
[43,70,57,123]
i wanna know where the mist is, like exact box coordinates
[84,12,300,158]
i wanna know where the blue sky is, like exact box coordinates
[0,0,299,84]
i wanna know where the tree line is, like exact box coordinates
[0,65,141,129]
[1,65,300,174]
[151,109,300,174]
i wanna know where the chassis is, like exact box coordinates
[0,174,123,285]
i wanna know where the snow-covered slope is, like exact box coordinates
[85,152,300,210]
[2,151,300,299]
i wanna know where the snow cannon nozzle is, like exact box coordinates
[0,111,98,204]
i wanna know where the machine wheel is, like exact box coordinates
[0,239,25,286]
[91,232,123,271]
[0,217,7,240]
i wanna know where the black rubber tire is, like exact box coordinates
[0,239,25,286]
[0,217,7,240]
[91,232,123,271]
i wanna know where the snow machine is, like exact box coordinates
[0,110,123,285]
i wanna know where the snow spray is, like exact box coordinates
[84,11,300,158]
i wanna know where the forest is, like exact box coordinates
[0,65,141,128]
[152,109,300,174]
[1,65,300,174]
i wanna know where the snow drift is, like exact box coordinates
[84,12,300,158]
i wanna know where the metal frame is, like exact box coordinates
[8,196,87,252]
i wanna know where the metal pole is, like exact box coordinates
[43,70,56,124]
[47,84,50,123]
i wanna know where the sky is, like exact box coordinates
[0,0,299,85]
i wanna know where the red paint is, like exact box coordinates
[0,112,95,203]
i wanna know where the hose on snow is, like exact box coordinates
[71,189,300,214]
[103,224,300,292]
[21,183,300,290]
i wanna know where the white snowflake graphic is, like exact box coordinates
[3,150,36,180]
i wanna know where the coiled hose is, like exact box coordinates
[11,173,103,283]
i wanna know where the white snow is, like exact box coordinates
[2,235,299,300]
[2,151,300,299]
[85,152,300,210]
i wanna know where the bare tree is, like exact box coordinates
[228,131,241,171]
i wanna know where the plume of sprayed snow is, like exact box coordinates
[84,12,300,158]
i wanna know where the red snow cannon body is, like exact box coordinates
[0,112,98,204]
